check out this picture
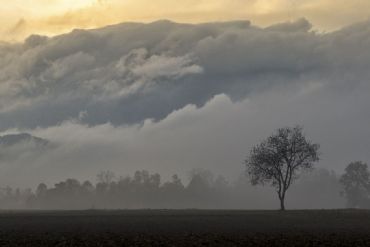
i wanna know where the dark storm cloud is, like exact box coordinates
[0,18,338,129]
[1,18,369,130]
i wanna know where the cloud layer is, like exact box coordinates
[0,19,370,194]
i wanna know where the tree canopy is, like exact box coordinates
[246,126,320,210]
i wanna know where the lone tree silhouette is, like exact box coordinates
[245,126,320,210]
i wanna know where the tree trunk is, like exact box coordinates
[280,197,285,211]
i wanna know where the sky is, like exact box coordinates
[1,0,370,41]
[0,1,370,190]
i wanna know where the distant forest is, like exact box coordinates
[1,166,366,210]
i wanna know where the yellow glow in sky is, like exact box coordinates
[1,0,370,41]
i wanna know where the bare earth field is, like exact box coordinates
[0,210,369,246]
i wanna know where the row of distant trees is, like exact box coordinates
[32,170,231,209]
[0,126,368,210]
[0,169,233,209]
[0,163,367,210]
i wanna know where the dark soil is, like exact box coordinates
[0,210,369,246]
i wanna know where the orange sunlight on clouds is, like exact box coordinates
[1,0,370,41]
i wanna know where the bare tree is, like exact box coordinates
[245,126,320,210]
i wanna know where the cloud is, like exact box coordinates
[130,51,203,80]
[0,19,369,129]
[3,18,370,130]
[265,18,312,32]
[109,48,203,97]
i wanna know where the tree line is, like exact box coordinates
[0,165,365,210]
[0,126,368,210]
